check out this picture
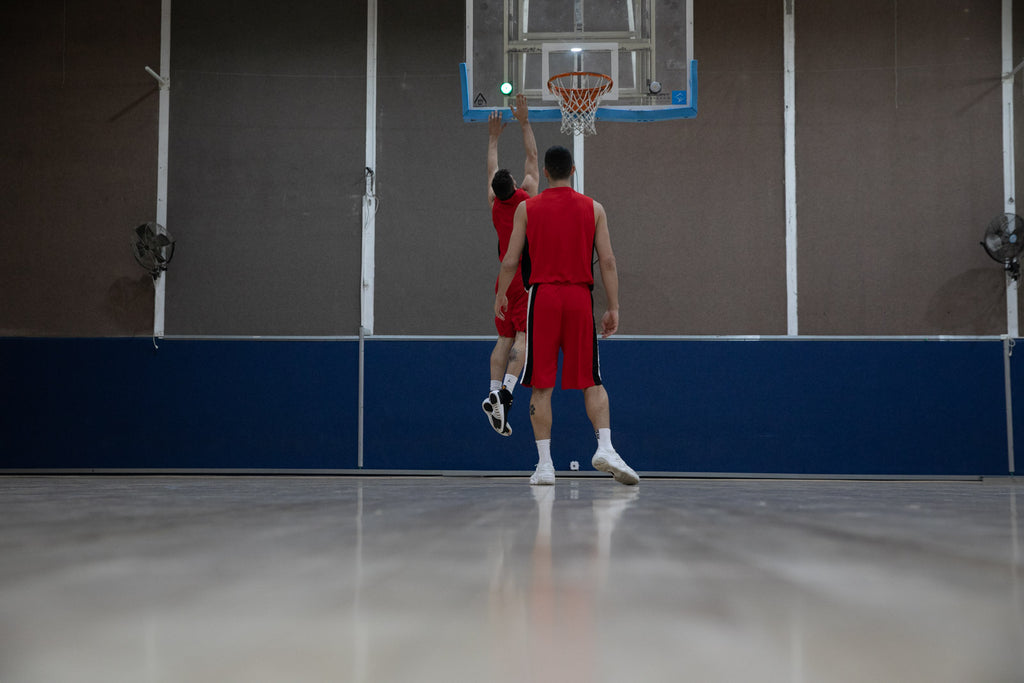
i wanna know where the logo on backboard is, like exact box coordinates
[474,93,487,107]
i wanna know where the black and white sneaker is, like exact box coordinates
[482,394,511,435]
[484,388,514,436]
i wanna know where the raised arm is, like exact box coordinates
[511,93,539,196]
[592,200,619,337]
[486,110,506,206]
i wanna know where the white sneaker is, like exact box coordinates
[592,448,639,485]
[529,462,556,486]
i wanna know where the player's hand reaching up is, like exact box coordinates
[488,110,507,137]
[511,93,529,123]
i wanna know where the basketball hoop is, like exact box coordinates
[547,71,613,137]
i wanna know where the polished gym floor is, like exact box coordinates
[0,475,1022,682]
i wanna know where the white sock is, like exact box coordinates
[489,380,501,394]
[597,428,613,451]
[536,439,552,467]
[502,373,519,394]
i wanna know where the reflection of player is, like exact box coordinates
[483,94,539,437]
[486,485,639,682]
[495,145,639,487]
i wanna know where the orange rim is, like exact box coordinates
[547,72,613,114]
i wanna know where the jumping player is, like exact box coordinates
[495,145,639,487]
[483,94,538,436]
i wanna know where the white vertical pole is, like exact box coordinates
[573,132,584,194]
[783,0,798,336]
[1003,0,1018,476]
[359,0,378,469]
[154,0,171,338]
[1003,0,1018,337]
[362,0,378,336]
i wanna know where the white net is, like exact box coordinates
[547,72,613,137]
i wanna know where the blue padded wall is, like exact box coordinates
[601,339,1008,476]
[0,338,359,470]
[0,337,1014,476]
[363,338,1010,476]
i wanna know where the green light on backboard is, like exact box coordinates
[499,81,513,96]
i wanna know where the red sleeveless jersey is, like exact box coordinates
[522,186,595,287]
[492,188,530,261]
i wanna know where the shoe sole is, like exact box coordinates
[592,455,640,485]
[482,396,511,436]
[530,473,555,486]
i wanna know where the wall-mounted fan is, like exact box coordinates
[132,222,175,280]
[980,213,1023,281]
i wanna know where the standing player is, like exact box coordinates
[482,94,539,436]
[495,145,639,487]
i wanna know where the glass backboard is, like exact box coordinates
[463,0,697,122]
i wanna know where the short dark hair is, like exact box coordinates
[544,146,573,180]
[491,169,516,201]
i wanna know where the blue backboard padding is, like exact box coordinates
[461,61,698,123]
[0,337,1011,475]
[461,63,564,122]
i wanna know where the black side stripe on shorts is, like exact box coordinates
[522,284,538,386]
[590,289,602,386]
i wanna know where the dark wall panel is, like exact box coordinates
[374,1,468,335]
[166,0,365,336]
[373,3,567,335]
[797,1,1005,334]
[0,2,160,336]
[589,0,786,334]
[1017,0,1024,335]
[377,0,787,336]
[2,0,1017,340]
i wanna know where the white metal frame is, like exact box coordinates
[1002,0,1017,474]
[784,0,798,336]
[359,0,380,468]
[1002,0,1018,338]
[541,43,621,102]
[362,0,378,336]
[153,0,171,340]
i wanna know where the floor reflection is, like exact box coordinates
[487,484,639,683]
[1,477,1023,682]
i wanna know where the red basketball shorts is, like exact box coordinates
[522,283,602,390]
[494,276,528,337]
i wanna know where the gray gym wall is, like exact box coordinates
[2,0,1022,338]
[2,1,161,337]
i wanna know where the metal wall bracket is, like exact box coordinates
[1004,58,1024,81]
[145,66,170,90]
